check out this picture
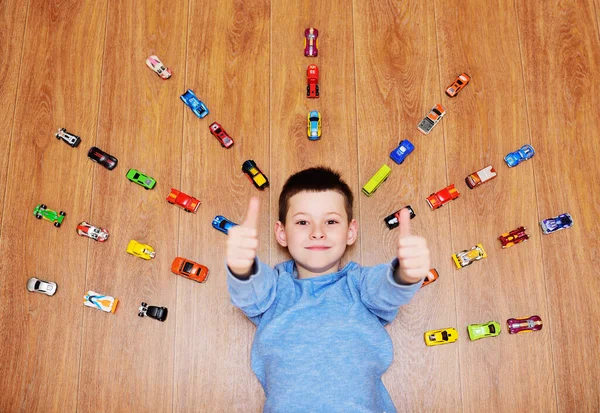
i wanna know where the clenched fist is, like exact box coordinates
[227,197,260,278]
[395,208,431,285]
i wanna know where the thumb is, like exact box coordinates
[398,208,411,238]
[242,197,260,229]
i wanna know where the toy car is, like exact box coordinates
[126,169,156,190]
[307,64,319,98]
[166,188,200,213]
[452,244,487,269]
[84,291,118,313]
[468,321,501,340]
[426,184,460,210]
[304,27,319,57]
[55,128,81,147]
[498,226,529,248]
[212,215,238,235]
[138,302,168,321]
[507,315,543,334]
[362,165,391,197]
[424,327,458,346]
[465,165,497,189]
[421,268,439,288]
[504,144,535,167]
[33,204,66,227]
[180,89,209,119]
[171,257,209,283]
[88,146,118,170]
[389,140,414,165]
[445,73,471,97]
[145,55,172,79]
[209,122,234,148]
[540,213,573,235]
[242,160,269,190]
[307,111,321,140]
[126,240,156,260]
[417,104,445,135]
[27,277,57,296]
[384,206,416,229]
[76,221,109,242]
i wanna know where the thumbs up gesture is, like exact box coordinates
[227,198,261,278]
[395,208,431,285]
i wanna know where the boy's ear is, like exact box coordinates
[274,221,287,247]
[346,219,358,245]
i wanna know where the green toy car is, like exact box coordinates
[126,169,156,190]
[467,321,501,341]
[33,204,66,228]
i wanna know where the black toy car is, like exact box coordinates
[138,302,168,322]
[384,205,416,229]
[55,128,81,147]
[88,146,118,170]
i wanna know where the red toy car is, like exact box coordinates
[498,226,529,248]
[166,188,200,213]
[445,73,471,97]
[421,268,439,288]
[307,64,319,98]
[465,165,497,189]
[304,28,319,57]
[209,122,234,148]
[426,184,460,210]
[507,315,543,334]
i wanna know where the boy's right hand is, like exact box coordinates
[226,197,260,278]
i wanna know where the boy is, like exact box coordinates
[226,167,430,413]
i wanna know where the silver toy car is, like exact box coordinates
[27,277,57,296]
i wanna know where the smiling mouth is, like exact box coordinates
[306,246,331,251]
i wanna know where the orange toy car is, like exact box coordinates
[421,268,439,288]
[445,73,471,97]
[171,257,209,283]
[307,64,319,98]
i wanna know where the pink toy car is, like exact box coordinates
[304,28,319,57]
[145,55,172,79]
[507,315,543,334]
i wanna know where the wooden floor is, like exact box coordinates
[1,0,599,411]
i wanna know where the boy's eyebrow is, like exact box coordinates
[291,212,343,218]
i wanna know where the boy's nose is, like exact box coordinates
[310,228,326,239]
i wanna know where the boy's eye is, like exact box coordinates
[326,220,338,224]
[296,220,308,225]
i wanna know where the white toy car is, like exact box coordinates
[55,128,81,147]
[27,277,57,296]
[145,55,172,79]
[76,221,109,242]
[84,291,118,313]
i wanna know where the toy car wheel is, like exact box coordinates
[54,222,61,228]
[55,134,61,140]
[141,302,147,306]
[167,201,174,204]
[35,214,42,219]
[138,312,144,317]
[40,204,47,209]
[59,211,66,216]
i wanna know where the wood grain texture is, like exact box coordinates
[0,0,107,411]
[516,0,600,411]
[353,1,462,411]
[0,0,28,231]
[75,0,187,411]
[174,0,270,411]
[270,0,359,262]
[436,1,558,412]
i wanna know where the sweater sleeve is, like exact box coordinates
[358,258,423,324]
[226,258,278,325]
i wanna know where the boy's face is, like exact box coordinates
[275,190,358,278]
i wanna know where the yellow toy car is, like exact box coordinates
[127,240,156,260]
[425,328,459,346]
[452,243,486,269]
[362,164,391,196]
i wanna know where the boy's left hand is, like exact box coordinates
[394,208,431,285]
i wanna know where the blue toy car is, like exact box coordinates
[180,89,209,119]
[212,215,238,235]
[504,144,535,167]
[390,140,415,164]
[540,213,573,235]
[307,111,321,141]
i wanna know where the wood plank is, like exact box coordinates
[353,1,462,411]
[0,0,107,411]
[75,0,187,411]
[0,0,28,230]
[435,1,558,411]
[174,0,270,411]
[516,1,600,411]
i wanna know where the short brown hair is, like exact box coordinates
[278,167,354,224]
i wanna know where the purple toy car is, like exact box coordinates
[540,213,573,234]
[304,28,319,57]
[507,315,543,334]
